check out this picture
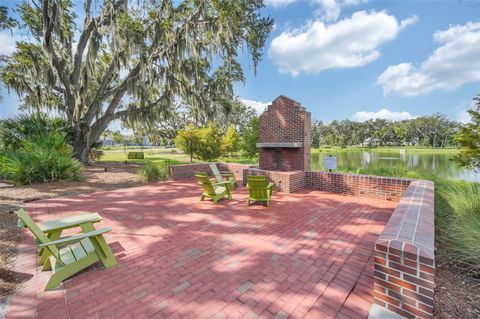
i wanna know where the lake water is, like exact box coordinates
[311,150,480,182]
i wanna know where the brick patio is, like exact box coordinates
[7,180,397,319]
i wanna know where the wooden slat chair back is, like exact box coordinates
[246,175,274,206]
[16,209,117,291]
[195,172,232,204]
[209,164,225,183]
[209,163,237,190]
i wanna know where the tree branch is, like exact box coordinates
[42,1,71,100]
[70,18,95,84]
[113,97,166,120]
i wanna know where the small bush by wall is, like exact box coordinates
[138,161,169,182]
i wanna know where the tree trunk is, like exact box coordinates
[73,139,91,164]
[73,120,93,164]
[74,114,113,165]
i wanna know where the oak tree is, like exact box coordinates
[1,0,273,163]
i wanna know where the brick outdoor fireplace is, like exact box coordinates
[258,96,311,171]
[243,96,311,192]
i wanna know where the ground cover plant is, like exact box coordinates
[0,114,81,185]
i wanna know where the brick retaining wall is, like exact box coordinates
[242,168,305,193]
[373,180,435,319]
[169,163,213,180]
[172,164,412,201]
[306,171,412,202]
[169,162,255,181]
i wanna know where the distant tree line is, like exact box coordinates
[311,113,462,148]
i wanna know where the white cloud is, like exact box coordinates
[377,22,480,96]
[264,0,298,8]
[399,15,419,30]
[268,11,415,76]
[0,30,20,55]
[266,0,367,21]
[457,110,472,124]
[352,109,414,121]
[313,0,342,21]
[239,98,271,114]
[312,0,367,22]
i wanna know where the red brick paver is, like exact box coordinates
[7,180,396,319]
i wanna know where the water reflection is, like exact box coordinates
[311,151,480,182]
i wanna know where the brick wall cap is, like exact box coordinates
[376,179,435,261]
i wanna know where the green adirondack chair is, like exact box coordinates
[37,212,103,265]
[195,172,232,204]
[246,175,274,206]
[209,163,237,190]
[16,209,117,291]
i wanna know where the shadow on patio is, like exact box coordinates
[6,179,397,319]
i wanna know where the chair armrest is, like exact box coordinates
[39,213,102,233]
[39,227,112,247]
[267,182,274,189]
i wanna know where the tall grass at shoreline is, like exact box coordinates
[336,166,480,277]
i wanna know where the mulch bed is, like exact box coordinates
[1,163,480,318]
[0,208,21,298]
[434,253,480,318]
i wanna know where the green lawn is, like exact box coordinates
[99,147,258,165]
[99,148,192,164]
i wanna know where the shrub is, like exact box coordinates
[241,117,259,158]
[175,124,223,161]
[175,124,200,162]
[438,181,480,275]
[444,214,480,275]
[138,161,169,182]
[221,125,241,156]
[0,132,82,185]
[0,113,72,149]
[441,182,480,217]
[196,124,222,161]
